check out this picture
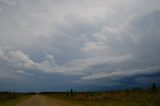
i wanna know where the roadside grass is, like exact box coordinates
[0,92,31,106]
[44,89,160,106]
[0,89,159,106]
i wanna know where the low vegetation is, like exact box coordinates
[44,88,160,106]
[0,92,31,106]
[0,83,159,106]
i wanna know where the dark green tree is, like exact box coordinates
[152,82,157,91]
[126,88,130,95]
[70,89,73,95]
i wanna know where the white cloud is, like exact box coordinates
[16,70,34,76]
[67,54,133,74]
[0,46,63,75]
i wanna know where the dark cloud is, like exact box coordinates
[0,0,160,91]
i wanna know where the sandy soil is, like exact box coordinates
[16,95,72,106]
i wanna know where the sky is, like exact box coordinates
[0,0,160,92]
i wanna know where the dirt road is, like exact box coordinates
[16,95,73,106]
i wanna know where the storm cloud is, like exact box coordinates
[0,0,160,91]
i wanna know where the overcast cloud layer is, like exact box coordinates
[0,0,160,91]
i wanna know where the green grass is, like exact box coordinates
[44,89,160,106]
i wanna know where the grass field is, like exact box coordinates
[0,89,160,106]
[44,89,160,106]
[0,92,31,106]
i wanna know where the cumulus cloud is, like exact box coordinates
[0,46,63,76]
